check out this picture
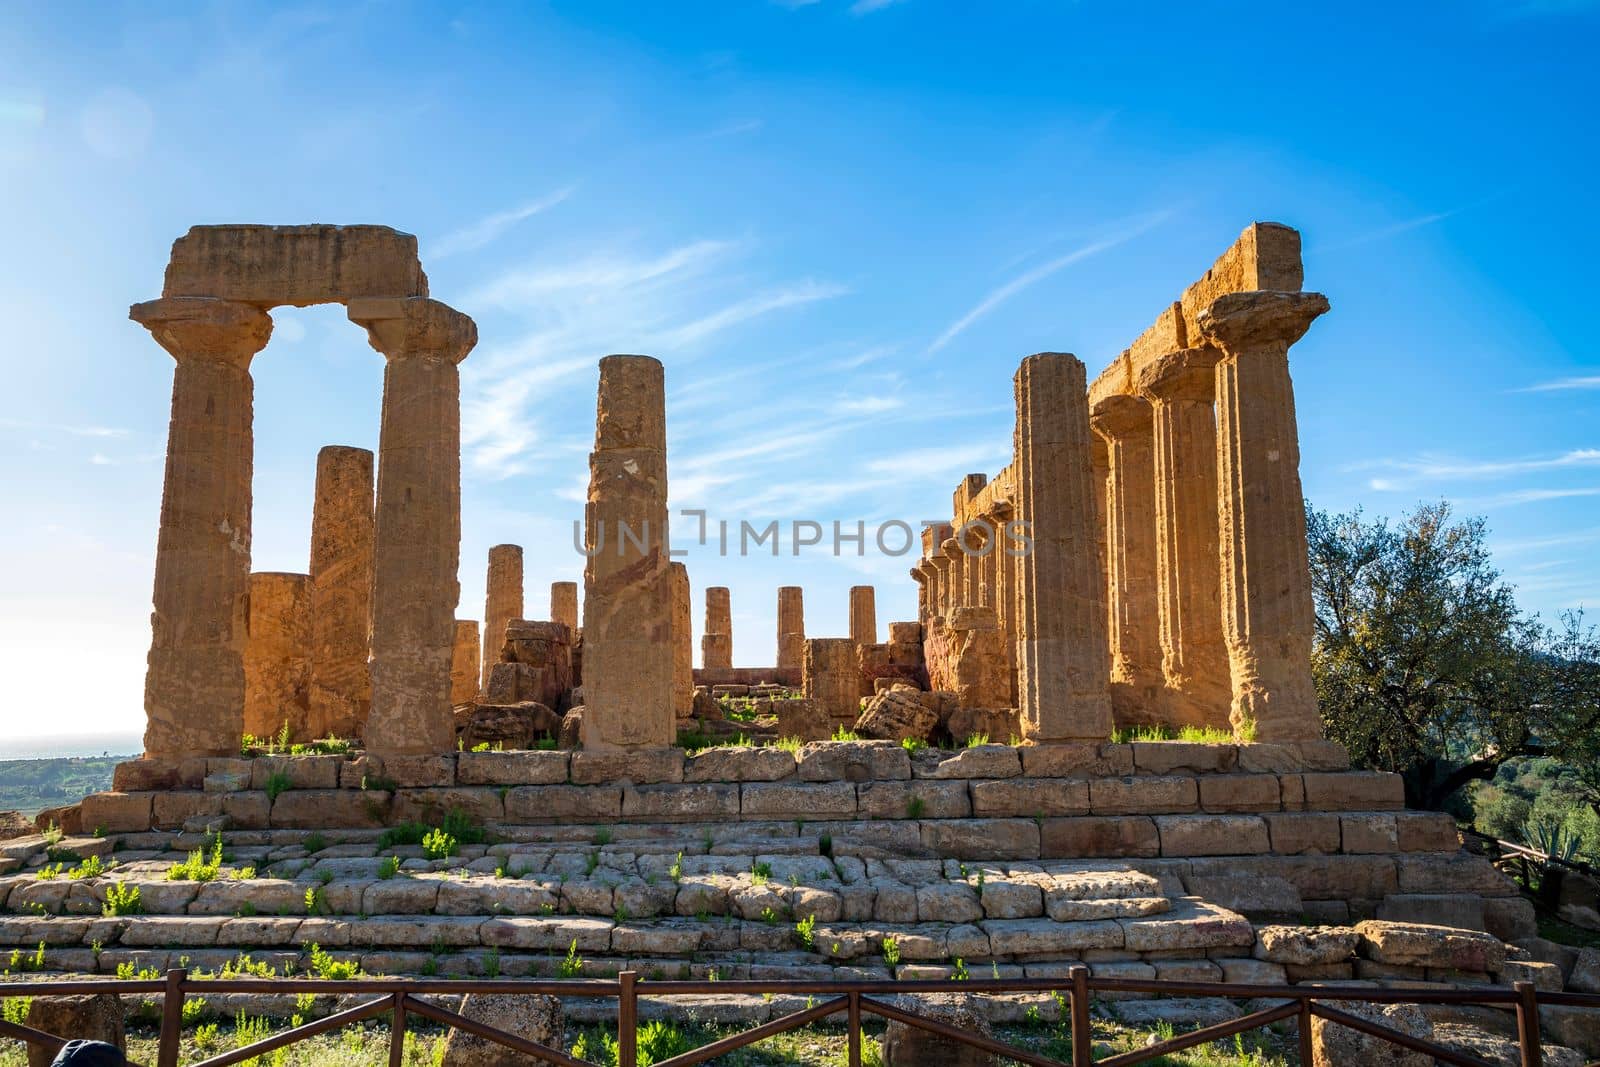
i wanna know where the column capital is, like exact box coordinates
[1137,347,1223,403]
[348,297,477,364]
[1196,290,1329,354]
[941,536,965,561]
[1089,392,1153,439]
[129,297,272,368]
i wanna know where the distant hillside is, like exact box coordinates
[0,755,130,818]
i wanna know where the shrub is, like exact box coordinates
[103,882,141,917]
[557,938,583,978]
[264,772,292,803]
[307,943,359,980]
[794,913,816,951]
[421,829,458,860]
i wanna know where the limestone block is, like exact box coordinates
[1293,771,1404,811]
[888,622,921,644]
[458,702,559,750]
[1354,920,1506,972]
[796,741,908,783]
[270,790,388,829]
[389,787,504,826]
[684,747,795,783]
[1183,874,1300,919]
[504,786,622,822]
[1155,815,1270,856]
[1375,894,1485,931]
[79,793,153,834]
[912,746,1021,780]
[970,778,1090,818]
[248,756,341,792]
[1039,816,1160,859]
[1484,896,1537,942]
[570,748,683,784]
[622,783,739,820]
[1196,774,1281,813]
[881,993,995,1067]
[854,690,940,743]
[857,780,970,820]
[163,224,426,305]
[1189,854,1398,902]
[1311,1000,1432,1067]
[449,621,480,706]
[368,755,456,788]
[740,782,857,818]
[1570,948,1600,993]
[440,992,563,1067]
[1044,896,1168,922]
[1262,813,1341,855]
[1019,744,1133,779]
[1121,899,1253,952]
[1131,742,1238,775]
[456,750,570,786]
[1539,1005,1600,1059]
[1394,811,1460,852]
[919,819,1040,861]
[499,620,574,709]
[984,917,1123,954]
[1395,853,1517,895]
[24,995,125,1067]
[1340,813,1398,853]
[1088,776,1198,815]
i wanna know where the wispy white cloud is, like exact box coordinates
[1313,210,1455,253]
[835,396,903,415]
[469,240,734,310]
[0,418,129,438]
[1515,375,1600,393]
[1470,486,1600,507]
[430,185,576,259]
[659,281,848,350]
[927,211,1170,354]
[1355,448,1600,490]
[850,0,905,13]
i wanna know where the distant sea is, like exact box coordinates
[0,734,143,761]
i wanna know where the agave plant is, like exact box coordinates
[1521,819,1582,877]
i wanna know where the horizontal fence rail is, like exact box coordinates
[1,967,1597,1067]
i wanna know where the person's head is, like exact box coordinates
[51,1040,127,1067]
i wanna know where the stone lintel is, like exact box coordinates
[162,224,428,307]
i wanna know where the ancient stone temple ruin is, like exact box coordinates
[5,221,1593,1060]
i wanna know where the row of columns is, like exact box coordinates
[695,584,878,670]
[911,291,1327,742]
[133,295,476,759]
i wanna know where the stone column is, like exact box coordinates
[941,537,966,613]
[130,296,272,759]
[1138,348,1232,730]
[1197,290,1329,741]
[929,553,953,619]
[348,297,476,756]
[849,586,877,645]
[671,562,693,720]
[551,581,579,634]
[803,637,860,724]
[307,445,374,741]
[1013,353,1112,741]
[483,544,524,687]
[1091,394,1164,727]
[702,586,733,669]
[581,354,674,749]
[1090,432,1111,649]
[777,586,805,670]
[242,572,312,741]
[450,620,480,706]
[910,564,931,623]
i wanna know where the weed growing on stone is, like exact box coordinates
[102,881,141,916]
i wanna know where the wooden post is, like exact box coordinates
[848,991,862,1067]
[1298,998,1315,1066]
[1070,964,1092,1067]
[619,970,638,1067]
[389,992,407,1067]
[1514,981,1542,1067]
[157,968,187,1067]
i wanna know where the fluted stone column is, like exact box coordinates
[1138,348,1232,730]
[1013,353,1112,741]
[1092,394,1164,727]
[1198,290,1329,741]
[671,562,693,719]
[131,296,272,759]
[1090,433,1111,652]
[910,564,931,623]
[777,586,805,670]
[702,586,732,669]
[581,354,674,748]
[450,620,480,706]
[551,581,579,634]
[349,297,476,756]
[307,445,374,740]
[483,544,524,687]
[849,586,877,645]
[242,572,312,741]
[930,553,953,619]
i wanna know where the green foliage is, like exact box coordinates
[302,832,327,854]
[751,860,772,885]
[557,938,583,978]
[905,796,926,819]
[308,943,359,980]
[962,732,990,748]
[881,934,900,970]
[167,833,226,882]
[482,947,501,978]
[900,736,927,753]
[759,905,780,924]
[378,855,401,880]
[2,996,33,1026]
[637,1020,693,1065]
[831,725,861,742]
[594,827,612,846]
[5,942,46,974]
[41,821,61,848]
[378,822,428,849]
[772,735,804,753]
[421,829,457,860]
[952,957,969,980]
[182,997,211,1026]
[1110,723,1239,744]
[265,772,292,802]
[1309,501,1600,811]
[794,912,816,950]
[0,756,123,817]
[103,881,141,916]
[35,863,62,881]
[668,851,684,883]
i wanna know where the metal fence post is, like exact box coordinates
[848,990,861,1067]
[1514,981,1542,1067]
[1070,964,1092,1067]
[156,968,186,1067]
[389,991,407,1067]
[619,970,638,1067]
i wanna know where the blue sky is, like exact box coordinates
[2,1,1597,742]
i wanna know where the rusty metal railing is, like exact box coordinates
[2,967,1597,1066]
